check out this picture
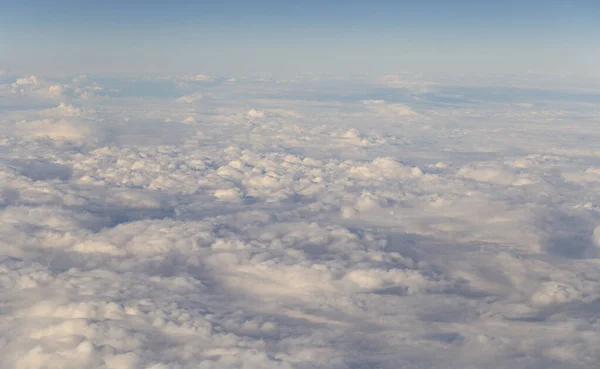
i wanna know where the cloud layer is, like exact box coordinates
[1,73,600,369]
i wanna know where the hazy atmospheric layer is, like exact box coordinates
[1,72,600,369]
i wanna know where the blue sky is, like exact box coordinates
[1,0,598,76]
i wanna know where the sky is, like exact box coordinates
[2,2,600,368]
[2,0,599,76]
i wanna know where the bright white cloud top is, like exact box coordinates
[1,73,600,369]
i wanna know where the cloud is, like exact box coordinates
[45,102,84,116]
[214,187,244,202]
[362,99,419,118]
[48,84,64,96]
[593,226,600,248]
[181,115,197,124]
[182,74,213,82]
[380,73,435,93]
[177,93,203,103]
[1,74,600,369]
[247,109,265,118]
[458,164,533,186]
[16,118,91,140]
[14,75,40,86]
[11,102,97,142]
[2,75,108,101]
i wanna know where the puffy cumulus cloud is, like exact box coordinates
[1,74,600,369]
[16,118,91,141]
[8,77,45,97]
[181,115,197,124]
[14,75,40,86]
[3,74,107,101]
[340,128,370,147]
[0,198,438,368]
[214,187,244,202]
[11,103,98,142]
[380,73,435,93]
[593,226,600,248]
[7,75,69,100]
[458,164,533,186]
[328,128,390,147]
[348,157,423,180]
[340,191,390,219]
[44,102,85,117]
[48,84,64,96]
[562,167,600,184]
[182,74,213,82]
[361,99,386,105]
[362,100,419,118]
[177,93,203,103]
[247,109,265,118]
[529,281,594,307]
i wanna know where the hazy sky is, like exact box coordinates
[2,0,599,76]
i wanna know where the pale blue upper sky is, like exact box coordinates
[1,0,598,76]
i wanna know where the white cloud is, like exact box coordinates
[182,74,213,81]
[380,73,435,93]
[247,109,265,118]
[214,187,244,202]
[363,101,419,117]
[182,115,197,124]
[458,164,533,186]
[45,102,84,116]
[16,118,91,140]
[48,84,64,96]
[177,93,203,103]
[1,74,600,369]
[593,226,600,248]
[10,103,96,142]
[14,75,40,86]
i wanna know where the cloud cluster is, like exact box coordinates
[1,73,600,369]
[3,102,98,142]
[0,75,105,101]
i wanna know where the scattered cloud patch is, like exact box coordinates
[177,93,203,103]
[362,99,419,117]
[247,109,265,118]
[182,74,213,82]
